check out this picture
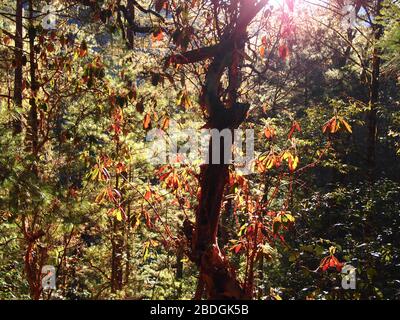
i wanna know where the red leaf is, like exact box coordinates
[261,35,268,46]
[288,121,301,139]
[144,190,152,201]
[159,170,172,181]
[278,44,290,61]
[155,0,168,12]
[233,243,242,254]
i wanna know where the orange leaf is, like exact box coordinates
[143,113,151,130]
[161,117,170,130]
[144,190,152,201]
[339,117,353,133]
[264,127,275,140]
[260,45,266,57]
[330,118,338,133]
[152,30,164,42]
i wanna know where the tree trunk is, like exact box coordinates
[13,0,23,134]
[171,0,269,300]
[367,0,384,179]
[22,218,46,300]
[21,0,47,300]
[28,0,39,157]
[111,218,124,292]
[193,161,247,299]
[191,45,249,298]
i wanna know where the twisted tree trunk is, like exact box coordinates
[173,0,268,299]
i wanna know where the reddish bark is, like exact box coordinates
[193,163,247,299]
[172,0,269,300]
[23,223,46,300]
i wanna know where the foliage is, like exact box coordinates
[0,0,399,300]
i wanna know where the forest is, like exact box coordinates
[0,0,399,301]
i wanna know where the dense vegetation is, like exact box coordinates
[0,0,399,300]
